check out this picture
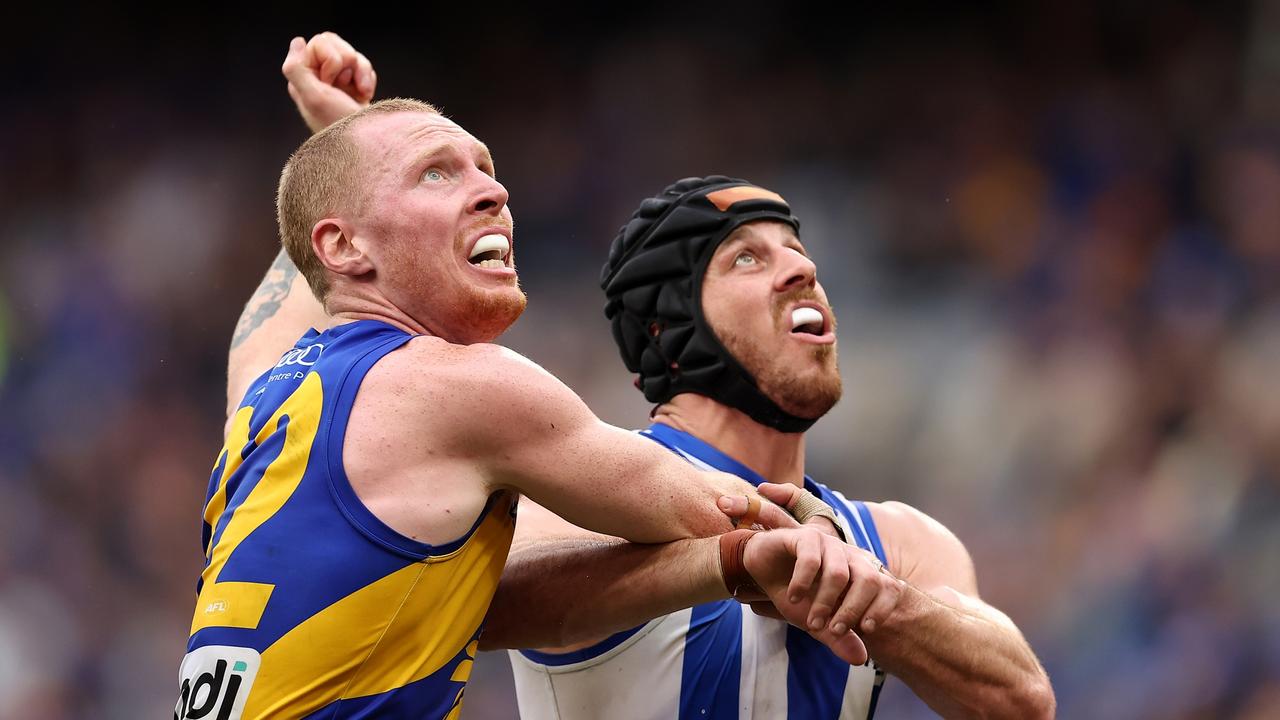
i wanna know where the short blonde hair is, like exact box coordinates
[276,98,441,302]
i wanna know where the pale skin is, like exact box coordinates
[224,34,876,664]
[227,33,1054,717]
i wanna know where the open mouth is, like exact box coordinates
[467,233,511,269]
[789,306,827,336]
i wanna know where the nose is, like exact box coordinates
[470,171,510,216]
[774,248,817,292]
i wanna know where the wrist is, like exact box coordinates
[718,529,761,598]
[875,579,928,636]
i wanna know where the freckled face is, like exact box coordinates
[349,111,525,344]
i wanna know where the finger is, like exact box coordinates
[803,514,842,539]
[718,494,748,518]
[827,566,878,636]
[817,625,869,666]
[719,494,799,529]
[324,32,364,94]
[336,66,355,91]
[756,482,802,510]
[310,33,357,86]
[738,495,761,529]
[326,31,361,61]
[786,530,823,603]
[284,38,327,97]
[753,499,800,529]
[320,37,370,98]
[354,52,376,102]
[281,36,307,78]
[858,577,904,635]
[750,601,785,621]
[807,537,851,632]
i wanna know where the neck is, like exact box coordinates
[652,393,807,487]
[325,289,435,337]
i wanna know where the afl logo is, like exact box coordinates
[276,343,324,368]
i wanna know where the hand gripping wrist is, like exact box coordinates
[719,529,762,598]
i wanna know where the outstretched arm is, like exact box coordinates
[482,500,724,650]
[482,499,869,666]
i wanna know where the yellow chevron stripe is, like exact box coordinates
[191,373,322,636]
[242,495,514,717]
[202,405,255,556]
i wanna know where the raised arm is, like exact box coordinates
[225,33,375,423]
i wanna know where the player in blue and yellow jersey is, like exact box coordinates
[181,35,881,720]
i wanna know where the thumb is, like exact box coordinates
[818,628,869,667]
[718,494,799,529]
[756,482,801,510]
[282,36,324,95]
[282,36,306,76]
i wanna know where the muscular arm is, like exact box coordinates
[480,500,724,651]
[482,499,869,667]
[426,343,763,542]
[863,502,1055,720]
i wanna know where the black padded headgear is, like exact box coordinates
[600,175,816,433]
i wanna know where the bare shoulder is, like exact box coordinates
[361,337,590,449]
[376,337,562,390]
[867,501,962,548]
[866,501,977,594]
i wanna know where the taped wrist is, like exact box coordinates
[718,529,762,598]
[790,490,846,542]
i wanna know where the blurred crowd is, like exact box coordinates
[3,3,1279,718]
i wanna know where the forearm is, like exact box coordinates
[479,535,725,651]
[506,423,752,543]
[866,585,1054,719]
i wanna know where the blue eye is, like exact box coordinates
[423,169,445,182]
[734,252,757,266]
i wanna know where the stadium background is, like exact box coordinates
[4,2,1279,717]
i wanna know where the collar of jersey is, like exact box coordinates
[642,422,817,492]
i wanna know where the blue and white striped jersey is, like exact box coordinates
[509,423,887,720]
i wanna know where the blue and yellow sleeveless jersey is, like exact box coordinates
[177,319,516,720]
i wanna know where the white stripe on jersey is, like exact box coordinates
[510,611,690,720]
[738,603,789,720]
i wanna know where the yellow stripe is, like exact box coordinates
[203,405,255,555]
[242,495,515,717]
[191,373,322,636]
